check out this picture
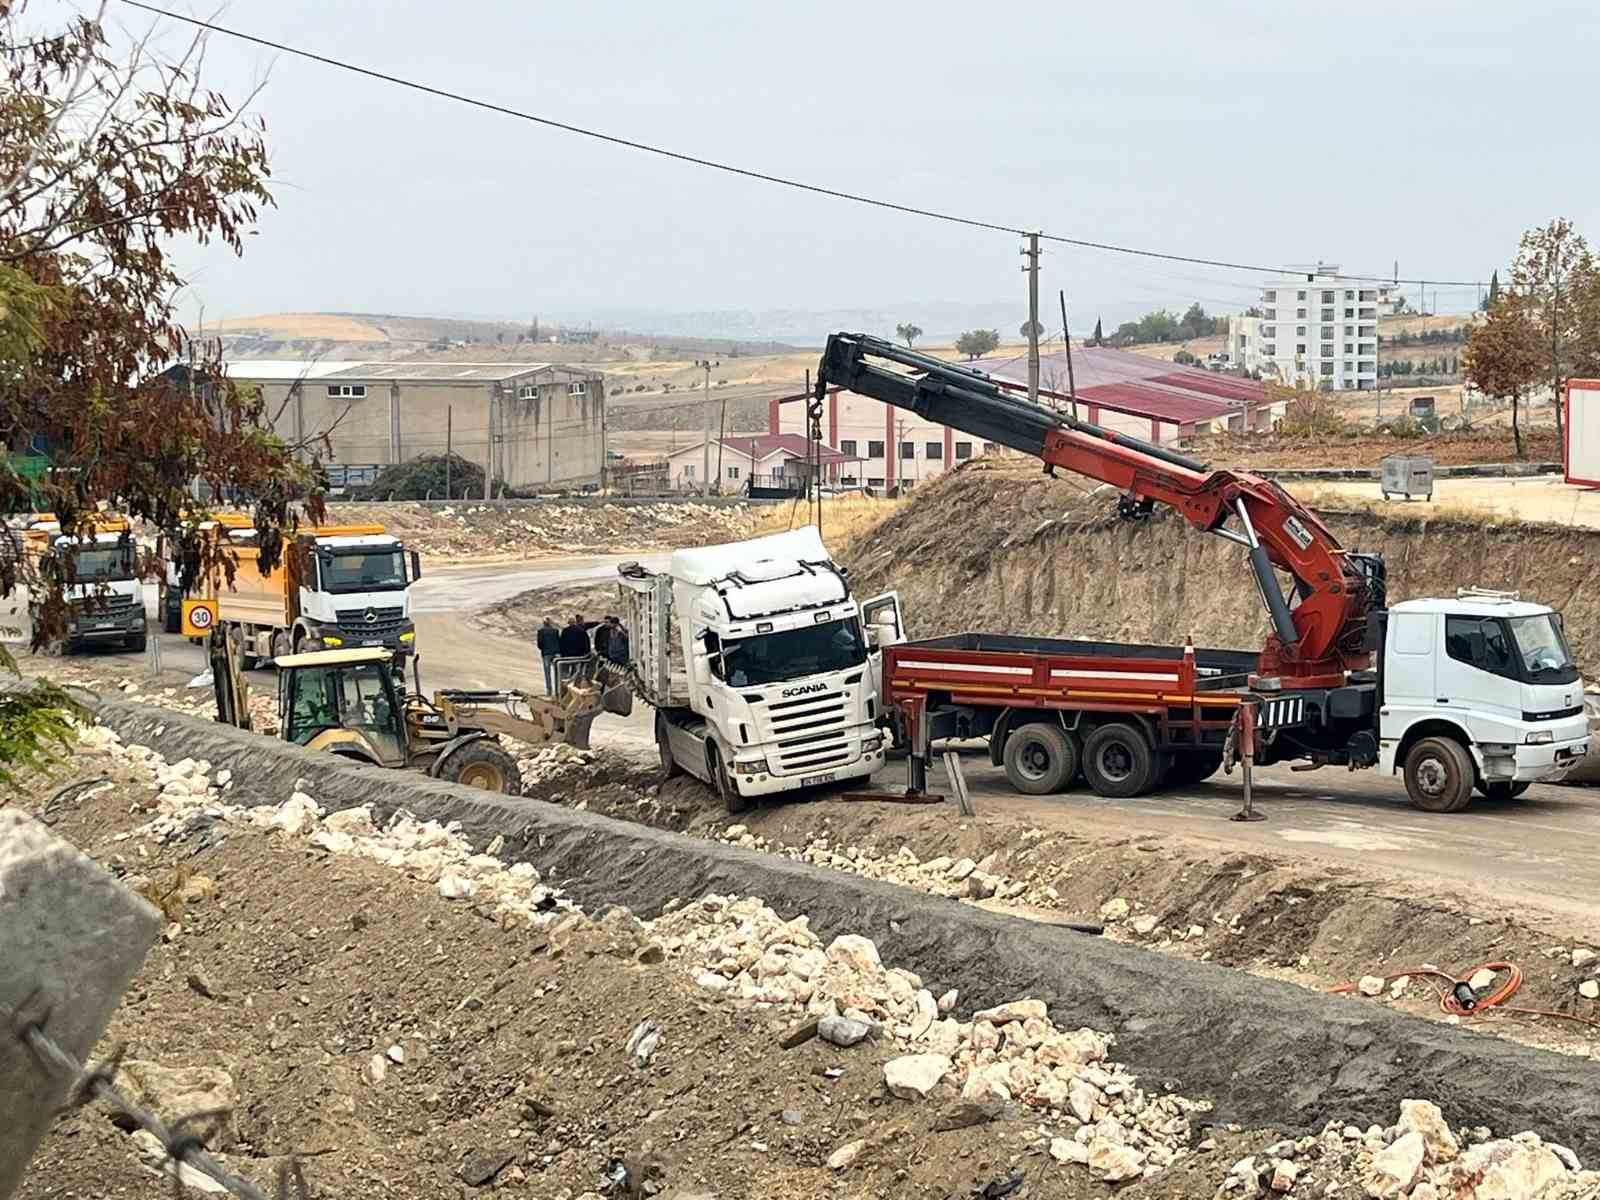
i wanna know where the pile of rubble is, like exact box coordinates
[337,500,758,558]
[1216,1101,1593,1199]
[650,892,1204,1183]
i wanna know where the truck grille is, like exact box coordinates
[760,690,853,776]
[336,605,406,638]
[71,593,134,613]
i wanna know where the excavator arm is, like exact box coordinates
[815,333,1384,687]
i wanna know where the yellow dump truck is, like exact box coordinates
[194,520,421,669]
[9,513,148,653]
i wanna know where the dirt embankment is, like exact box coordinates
[1186,428,1560,470]
[330,500,758,562]
[841,458,1600,677]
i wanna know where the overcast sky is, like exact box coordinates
[77,0,1600,333]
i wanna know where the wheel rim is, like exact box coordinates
[459,762,504,791]
[1016,738,1051,781]
[1414,754,1450,799]
[1098,742,1134,782]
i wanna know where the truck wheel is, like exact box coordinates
[1165,752,1224,788]
[1478,780,1531,801]
[1002,722,1077,794]
[656,713,682,779]
[125,630,147,653]
[1403,737,1474,812]
[707,742,751,815]
[234,626,258,672]
[1083,722,1157,799]
[162,599,180,635]
[439,740,523,794]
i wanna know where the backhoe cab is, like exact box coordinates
[211,631,628,794]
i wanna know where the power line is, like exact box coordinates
[117,0,1491,290]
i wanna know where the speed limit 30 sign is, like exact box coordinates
[181,598,218,638]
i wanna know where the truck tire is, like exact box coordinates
[438,740,522,795]
[1083,722,1157,799]
[1403,737,1474,813]
[162,596,181,635]
[125,629,147,653]
[1002,722,1077,794]
[656,713,682,779]
[707,741,751,815]
[1477,780,1531,801]
[1165,752,1224,788]
[234,625,258,672]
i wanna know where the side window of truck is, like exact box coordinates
[1389,612,1433,656]
[1445,616,1517,680]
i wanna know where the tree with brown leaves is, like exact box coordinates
[0,1,323,771]
[1463,295,1544,459]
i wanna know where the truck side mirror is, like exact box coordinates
[410,549,422,581]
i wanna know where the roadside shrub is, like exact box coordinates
[1385,415,1425,440]
[368,454,490,500]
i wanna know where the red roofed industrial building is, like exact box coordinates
[770,345,1283,490]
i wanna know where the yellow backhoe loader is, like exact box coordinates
[209,627,630,794]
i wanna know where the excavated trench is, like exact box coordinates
[95,700,1600,1160]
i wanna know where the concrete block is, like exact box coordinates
[0,808,160,1200]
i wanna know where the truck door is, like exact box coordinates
[861,592,904,702]
[861,592,905,649]
[1437,614,1523,733]
[1381,611,1437,748]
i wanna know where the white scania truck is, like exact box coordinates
[617,526,903,812]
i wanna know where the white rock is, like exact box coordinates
[1469,967,1498,992]
[437,873,476,900]
[1068,1077,1099,1123]
[1271,1159,1299,1192]
[363,1055,386,1085]
[693,971,731,994]
[385,1044,405,1065]
[910,990,938,1039]
[1397,1098,1460,1164]
[883,1053,950,1100]
[827,1139,865,1170]
[1099,897,1130,922]
[1365,1131,1424,1199]
[1131,915,1159,935]
[724,824,748,839]
[1572,948,1597,969]
[1580,980,1600,1000]
[818,1016,871,1048]
[946,857,977,881]
[323,805,377,836]
[937,988,958,1013]
[1445,1139,1566,1200]
[825,934,881,972]
[308,830,354,855]
[1087,1138,1144,1183]
[1357,975,1386,997]
[1049,1136,1088,1165]
[972,998,1047,1024]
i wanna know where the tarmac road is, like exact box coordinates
[92,554,1600,927]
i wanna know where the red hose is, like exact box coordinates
[1330,961,1600,1031]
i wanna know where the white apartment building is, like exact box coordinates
[1234,264,1381,391]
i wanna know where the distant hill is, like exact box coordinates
[204,312,794,363]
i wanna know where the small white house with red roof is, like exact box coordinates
[662,433,861,492]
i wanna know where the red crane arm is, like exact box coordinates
[815,333,1382,687]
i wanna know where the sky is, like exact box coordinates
[64,0,1600,336]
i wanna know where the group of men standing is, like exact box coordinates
[536,613,629,694]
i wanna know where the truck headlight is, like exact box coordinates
[734,757,769,775]
[862,733,883,753]
[399,630,415,643]
[1526,730,1554,745]
[321,635,343,647]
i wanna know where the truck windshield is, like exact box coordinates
[68,545,135,580]
[320,550,408,594]
[720,617,867,686]
[1508,614,1578,684]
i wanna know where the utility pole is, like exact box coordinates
[696,358,714,497]
[445,405,452,499]
[895,417,911,491]
[1022,233,1042,404]
[483,391,493,502]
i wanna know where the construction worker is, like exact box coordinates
[536,616,562,695]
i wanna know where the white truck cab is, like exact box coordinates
[619,526,902,812]
[1380,589,1589,808]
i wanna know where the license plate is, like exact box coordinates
[801,772,836,787]
[363,639,383,646]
